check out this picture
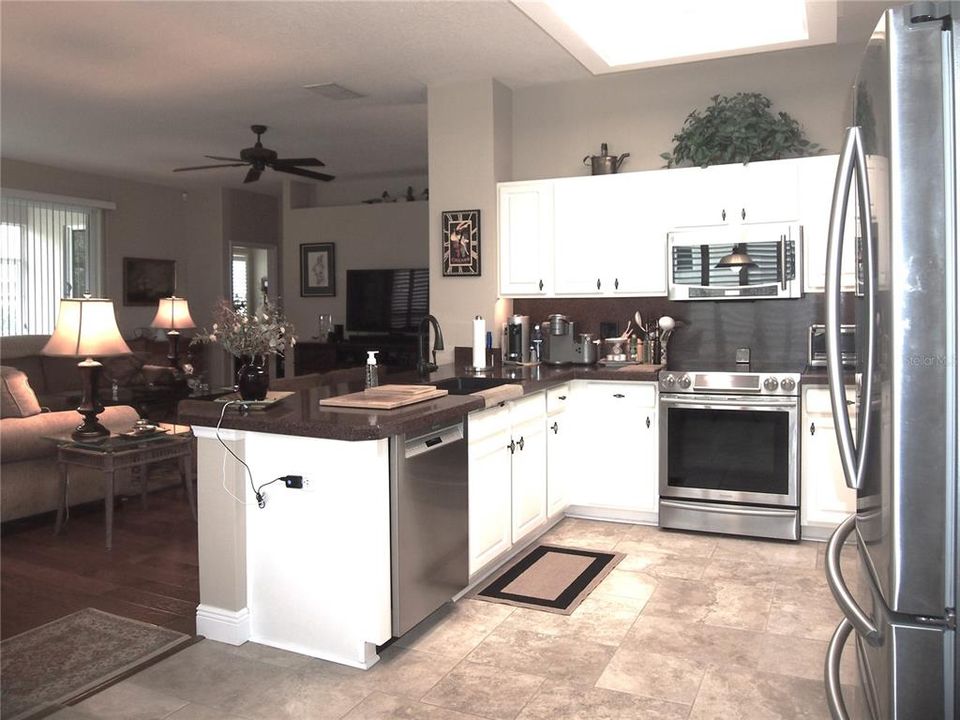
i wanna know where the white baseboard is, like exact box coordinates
[565,505,659,525]
[247,635,381,670]
[196,604,251,646]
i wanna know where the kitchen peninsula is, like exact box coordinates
[177,362,661,668]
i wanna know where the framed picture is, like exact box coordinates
[123,257,176,306]
[300,243,336,296]
[441,209,480,276]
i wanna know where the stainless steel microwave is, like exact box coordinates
[667,223,803,301]
[808,324,856,368]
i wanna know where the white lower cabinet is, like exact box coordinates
[545,384,572,518]
[568,381,659,515]
[801,385,858,532]
[467,393,548,577]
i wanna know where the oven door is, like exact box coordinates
[659,394,799,507]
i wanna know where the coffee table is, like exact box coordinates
[45,424,196,549]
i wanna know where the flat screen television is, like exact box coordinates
[346,268,429,335]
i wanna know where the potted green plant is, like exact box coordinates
[660,92,820,168]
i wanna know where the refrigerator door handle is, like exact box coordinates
[825,126,875,490]
[826,514,879,641]
[825,618,854,720]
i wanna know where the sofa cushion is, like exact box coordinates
[0,405,140,463]
[103,354,146,386]
[2,355,47,394]
[0,366,42,418]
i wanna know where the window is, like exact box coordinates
[0,194,104,336]
[232,252,249,311]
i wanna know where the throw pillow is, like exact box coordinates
[0,365,42,418]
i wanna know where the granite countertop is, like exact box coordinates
[178,362,663,441]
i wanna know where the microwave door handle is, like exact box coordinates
[826,127,861,490]
[825,618,854,720]
[779,234,787,291]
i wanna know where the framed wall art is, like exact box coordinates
[300,242,336,296]
[123,257,176,306]
[441,209,480,276]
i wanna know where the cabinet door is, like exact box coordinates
[468,408,513,576]
[546,385,571,517]
[801,386,857,528]
[553,177,606,295]
[498,181,553,296]
[509,399,548,543]
[666,165,738,228]
[607,173,668,296]
[798,155,857,293]
[739,160,800,224]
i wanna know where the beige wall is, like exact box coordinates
[310,173,429,208]
[427,79,513,362]
[280,192,428,339]
[512,42,864,181]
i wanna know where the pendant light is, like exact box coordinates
[716,243,758,269]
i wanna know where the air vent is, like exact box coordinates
[303,83,365,100]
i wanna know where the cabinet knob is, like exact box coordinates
[538,279,544,291]
[645,416,651,429]
[614,278,619,290]
[741,207,746,221]
[613,393,625,398]
[518,436,525,451]
[507,439,516,454]
[596,278,601,290]
[810,422,816,436]
[558,395,567,401]
[550,421,558,434]
[722,209,726,221]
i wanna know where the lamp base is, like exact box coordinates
[74,358,109,441]
[72,414,110,441]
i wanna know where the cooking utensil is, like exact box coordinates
[583,143,630,175]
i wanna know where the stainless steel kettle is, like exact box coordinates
[583,142,630,175]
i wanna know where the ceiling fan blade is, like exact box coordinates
[274,166,335,182]
[205,155,244,162]
[174,163,248,172]
[243,167,262,184]
[272,157,326,167]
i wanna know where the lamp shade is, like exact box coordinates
[150,296,196,330]
[716,244,758,269]
[42,298,132,358]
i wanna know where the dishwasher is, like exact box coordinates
[389,421,468,636]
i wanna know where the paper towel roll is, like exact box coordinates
[472,316,486,368]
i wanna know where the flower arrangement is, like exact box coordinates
[193,298,296,359]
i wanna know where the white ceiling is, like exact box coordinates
[0,1,894,195]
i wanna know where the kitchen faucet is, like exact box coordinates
[417,314,444,377]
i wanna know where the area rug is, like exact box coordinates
[0,608,191,720]
[474,544,624,615]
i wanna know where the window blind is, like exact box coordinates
[389,269,429,331]
[0,194,104,336]
[232,253,249,310]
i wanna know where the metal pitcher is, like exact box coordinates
[583,142,630,175]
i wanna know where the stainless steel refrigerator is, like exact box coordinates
[822,3,958,719]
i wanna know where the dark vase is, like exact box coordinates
[236,355,269,401]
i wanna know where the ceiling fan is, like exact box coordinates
[173,125,335,184]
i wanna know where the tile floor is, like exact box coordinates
[51,519,858,720]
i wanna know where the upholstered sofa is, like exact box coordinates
[1,364,140,522]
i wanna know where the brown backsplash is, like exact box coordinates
[513,294,856,368]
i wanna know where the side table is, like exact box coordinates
[45,424,196,549]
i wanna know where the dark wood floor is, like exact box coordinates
[1,484,199,640]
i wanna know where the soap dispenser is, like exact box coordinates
[365,350,379,389]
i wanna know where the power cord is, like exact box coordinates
[216,400,283,509]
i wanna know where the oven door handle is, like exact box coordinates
[660,396,798,409]
[659,500,797,519]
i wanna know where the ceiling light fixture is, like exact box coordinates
[513,0,837,74]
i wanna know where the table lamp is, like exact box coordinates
[42,297,132,440]
[150,296,196,368]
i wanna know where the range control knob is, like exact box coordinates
[663,374,676,387]
[678,374,692,389]
[780,377,796,392]
[763,376,780,391]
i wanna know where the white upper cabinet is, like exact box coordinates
[553,177,607,295]
[498,181,553,296]
[798,154,857,293]
[666,160,800,229]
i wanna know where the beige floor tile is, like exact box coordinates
[613,544,709,579]
[217,641,316,670]
[623,527,718,558]
[358,646,461,700]
[767,587,843,642]
[540,519,635,551]
[516,680,690,720]
[396,599,515,660]
[73,681,189,720]
[772,566,832,595]
[44,709,96,720]
[701,558,784,589]
[342,692,483,720]
[165,704,254,720]
[421,660,545,720]
[466,626,616,687]
[596,646,707,705]
[626,614,765,670]
[688,666,831,719]
[711,537,819,568]
[702,580,774,632]
[641,577,716,622]
[591,569,658,605]
[497,594,641,647]
[756,633,858,685]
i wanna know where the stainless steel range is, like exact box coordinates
[658,364,801,541]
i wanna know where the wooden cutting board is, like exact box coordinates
[318,384,449,410]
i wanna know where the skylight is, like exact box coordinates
[514,0,837,74]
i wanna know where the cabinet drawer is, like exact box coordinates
[546,384,570,414]
[468,405,510,442]
[583,381,656,408]
[510,392,546,425]
[803,386,856,415]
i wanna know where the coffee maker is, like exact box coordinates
[502,315,530,365]
[541,314,599,365]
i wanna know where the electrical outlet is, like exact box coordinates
[284,475,304,489]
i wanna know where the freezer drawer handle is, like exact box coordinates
[825,514,879,642]
[825,618,853,720]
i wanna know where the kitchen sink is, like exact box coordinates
[432,377,519,395]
